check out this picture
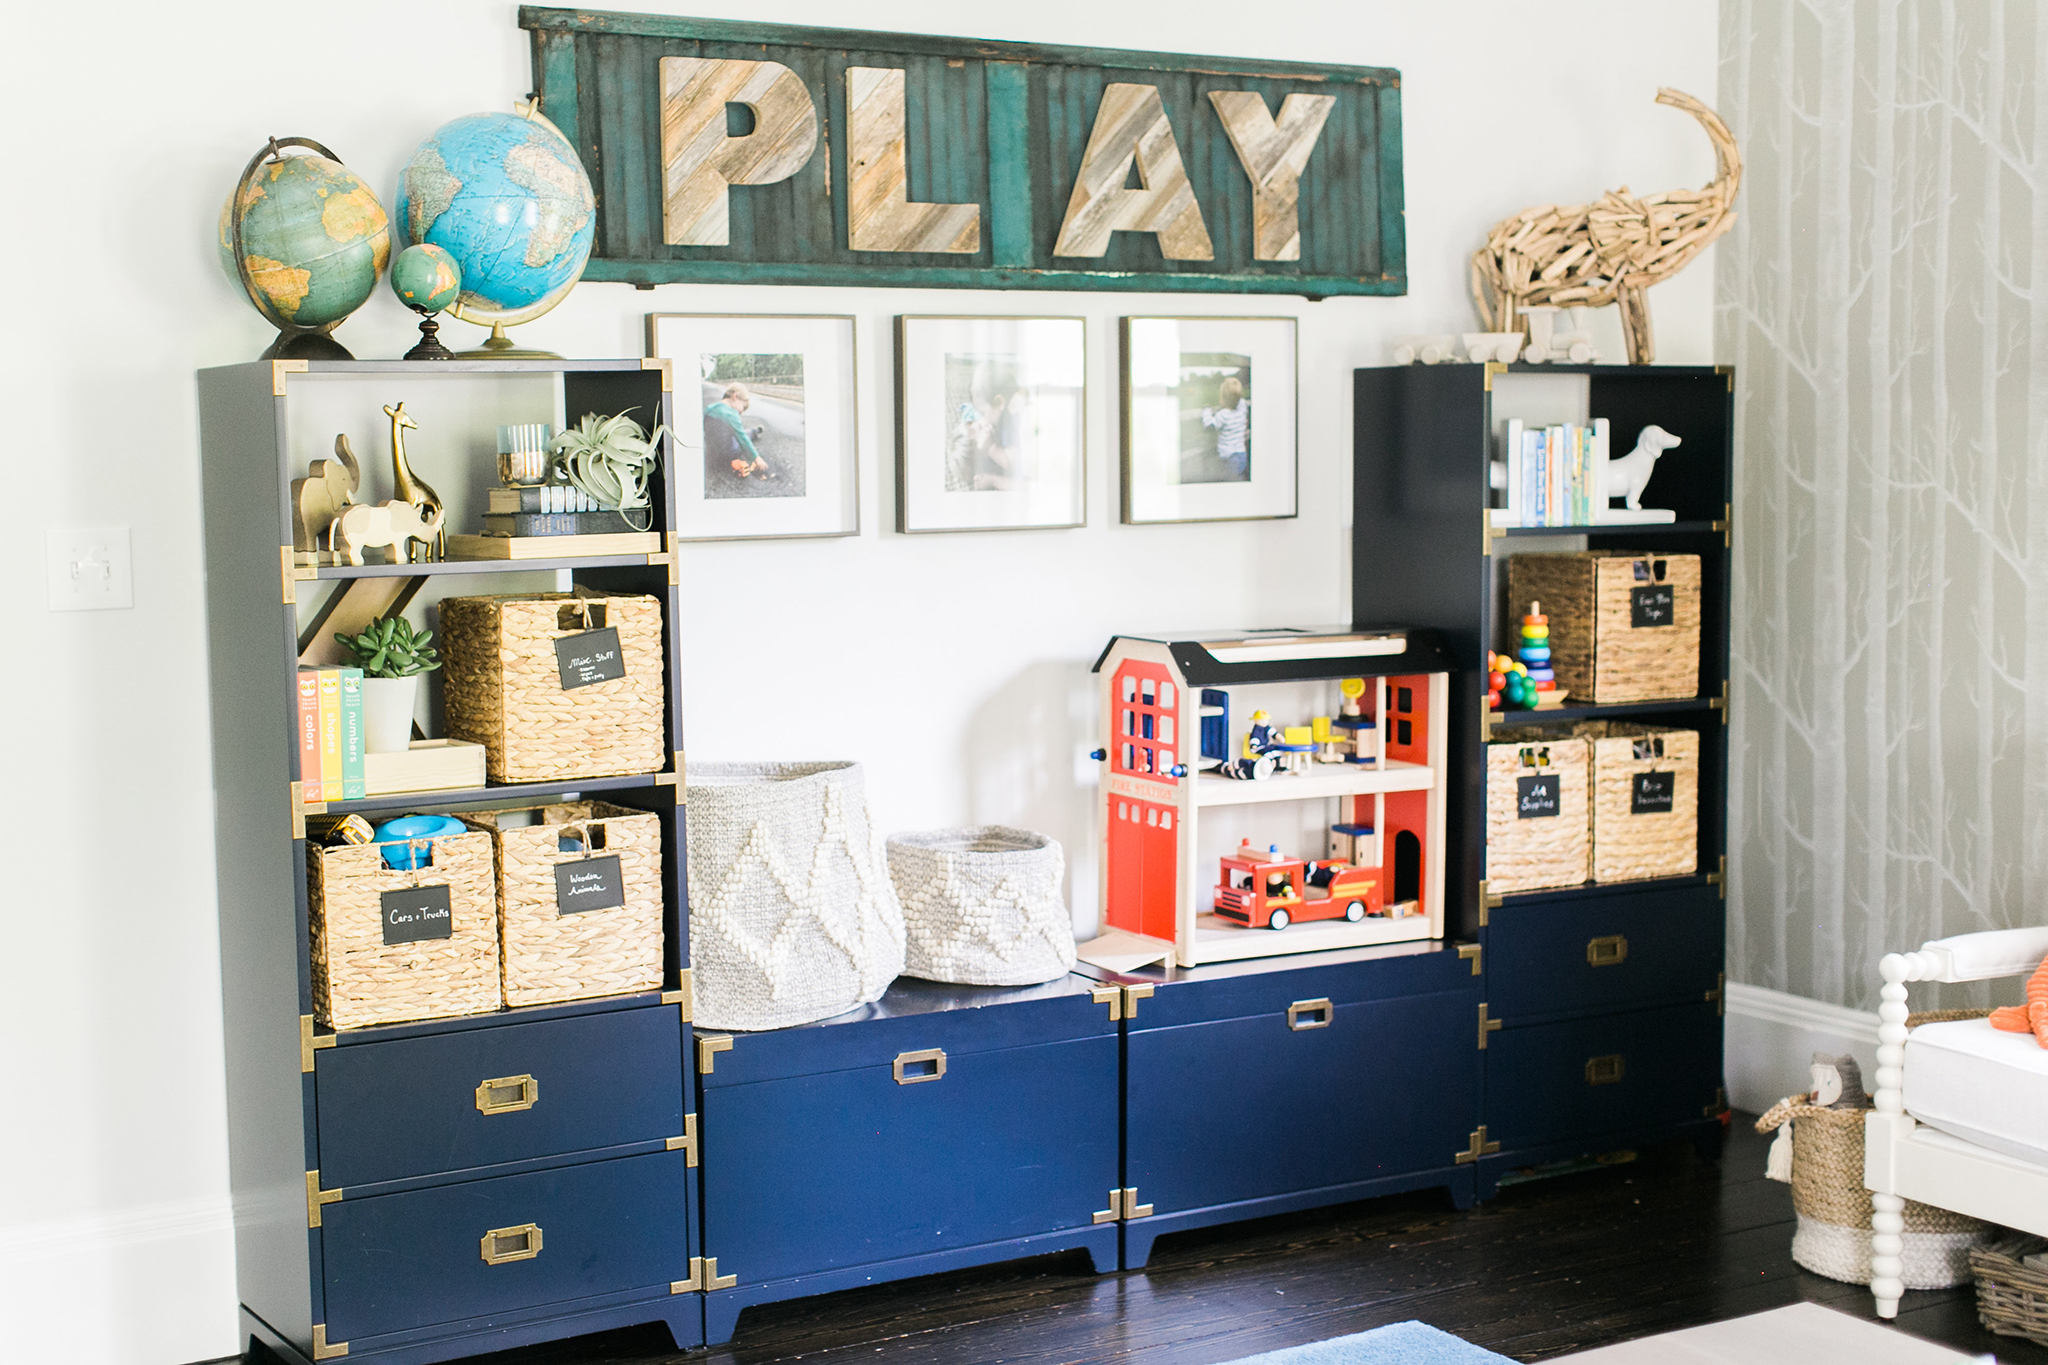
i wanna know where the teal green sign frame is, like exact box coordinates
[520,7,1405,297]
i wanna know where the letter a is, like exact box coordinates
[1053,84,1213,260]
[660,57,819,246]
[1208,91,1334,261]
[845,68,979,253]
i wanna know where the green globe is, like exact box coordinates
[390,243,462,314]
[217,149,389,339]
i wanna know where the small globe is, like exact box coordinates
[390,243,462,314]
[396,110,595,331]
[218,149,389,334]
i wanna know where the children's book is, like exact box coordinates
[338,668,365,801]
[317,669,343,802]
[297,670,321,801]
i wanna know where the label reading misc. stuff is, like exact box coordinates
[1630,584,1676,628]
[1516,773,1561,819]
[555,627,627,690]
[381,883,453,945]
[554,855,626,915]
[1632,771,1676,815]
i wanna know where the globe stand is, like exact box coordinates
[261,327,354,362]
[404,311,455,361]
[458,318,561,361]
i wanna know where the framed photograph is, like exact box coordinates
[895,315,1087,533]
[645,313,859,539]
[1119,316,1298,523]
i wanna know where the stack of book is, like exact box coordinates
[297,667,365,802]
[447,485,664,560]
[1501,418,1608,527]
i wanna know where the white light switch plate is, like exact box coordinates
[47,527,133,611]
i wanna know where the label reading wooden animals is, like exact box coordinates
[1631,771,1676,815]
[521,8,1403,297]
[1630,584,1676,629]
[1516,774,1561,819]
[381,883,454,945]
[554,855,625,915]
[554,627,626,690]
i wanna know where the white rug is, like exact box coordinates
[1555,1302,1989,1363]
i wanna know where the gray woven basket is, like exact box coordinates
[685,761,906,1030]
[887,826,1075,986]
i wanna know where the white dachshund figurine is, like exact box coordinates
[1602,424,1681,511]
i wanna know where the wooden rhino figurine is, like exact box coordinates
[329,499,447,566]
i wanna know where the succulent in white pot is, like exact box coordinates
[334,616,442,754]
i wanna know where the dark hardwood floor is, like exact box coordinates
[300,1116,2048,1365]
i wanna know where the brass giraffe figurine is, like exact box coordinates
[385,402,445,561]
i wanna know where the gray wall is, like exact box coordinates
[1718,0,2048,1010]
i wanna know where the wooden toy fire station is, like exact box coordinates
[1081,627,1453,968]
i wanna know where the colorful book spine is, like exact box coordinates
[317,668,343,802]
[297,670,322,802]
[338,668,365,801]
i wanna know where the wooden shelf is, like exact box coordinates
[307,770,675,819]
[1186,911,1435,964]
[1193,759,1433,808]
[1495,520,1720,538]
[1495,872,1716,906]
[312,553,666,580]
[1486,695,1720,729]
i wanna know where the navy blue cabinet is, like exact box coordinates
[697,976,1120,1345]
[1485,884,1725,1024]
[1101,944,1483,1268]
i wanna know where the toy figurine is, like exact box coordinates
[1247,709,1281,754]
[1213,839,1384,931]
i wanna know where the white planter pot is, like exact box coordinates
[361,675,420,754]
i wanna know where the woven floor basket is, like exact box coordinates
[441,593,667,783]
[1574,722,1698,881]
[685,762,906,1031]
[1970,1238,2048,1347]
[1507,552,1701,702]
[1755,1096,1986,1288]
[887,827,1076,986]
[1484,729,1590,892]
[310,831,502,1030]
[461,801,664,1008]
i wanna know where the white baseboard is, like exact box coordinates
[1724,981,1880,1115]
[0,1195,239,1364]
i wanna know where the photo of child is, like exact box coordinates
[1177,353,1252,484]
[701,353,806,500]
[942,353,1075,493]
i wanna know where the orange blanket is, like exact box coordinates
[1990,959,2048,1045]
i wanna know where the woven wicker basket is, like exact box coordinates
[1574,721,1698,882]
[1485,728,1590,892]
[1756,1096,1988,1288]
[440,593,667,783]
[685,762,906,1031]
[888,827,1076,986]
[461,801,664,1008]
[1971,1238,2048,1347]
[309,831,502,1030]
[1506,552,1701,702]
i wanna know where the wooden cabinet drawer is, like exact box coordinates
[1483,1000,1722,1153]
[699,979,1117,1286]
[320,1147,691,1344]
[1486,884,1723,1023]
[1121,942,1479,1030]
[1127,973,1480,1216]
[315,1003,685,1188]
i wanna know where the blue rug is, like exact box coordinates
[1221,1320,1514,1365]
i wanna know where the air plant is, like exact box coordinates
[334,616,441,679]
[553,409,668,531]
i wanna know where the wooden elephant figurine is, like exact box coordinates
[330,500,447,566]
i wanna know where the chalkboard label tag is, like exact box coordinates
[1517,774,1560,819]
[555,627,627,689]
[1632,771,1676,815]
[381,883,453,945]
[555,854,626,915]
[1630,585,1675,628]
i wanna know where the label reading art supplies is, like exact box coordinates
[381,884,454,945]
[554,855,625,915]
[555,627,627,689]
[1632,771,1676,815]
[1630,584,1675,628]
[1516,774,1561,819]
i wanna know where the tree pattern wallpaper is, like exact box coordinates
[1718,0,2047,1009]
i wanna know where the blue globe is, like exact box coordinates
[395,110,595,323]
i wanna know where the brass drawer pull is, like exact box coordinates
[475,1074,539,1115]
[1286,998,1333,1031]
[1586,935,1629,967]
[481,1223,542,1264]
[893,1048,947,1084]
[1585,1054,1626,1086]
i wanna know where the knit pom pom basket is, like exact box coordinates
[887,827,1076,987]
[685,762,906,1031]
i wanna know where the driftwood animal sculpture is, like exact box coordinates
[330,500,446,567]
[385,402,445,560]
[289,434,362,558]
[1603,424,1682,511]
[1470,88,1742,365]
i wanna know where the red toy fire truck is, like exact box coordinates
[1213,840,1386,931]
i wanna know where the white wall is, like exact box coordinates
[0,3,1718,1359]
